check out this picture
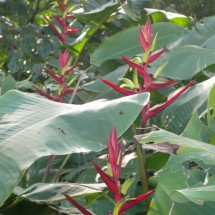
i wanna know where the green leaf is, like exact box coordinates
[160,46,215,80]
[137,130,215,214]
[136,129,215,166]
[36,39,51,60]
[145,8,192,27]
[72,1,119,56]
[120,78,135,90]
[171,185,215,205]
[121,178,135,196]
[1,75,16,95]
[0,90,149,206]
[182,111,208,141]
[207,84,215,126]
[14,183,106,202]
[7,51,23,73]
[91,23,184,67]
[153,62,168,79]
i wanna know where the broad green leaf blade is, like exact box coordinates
[148,184,215,215]
[1,74,16,95]
[182,111,208,141]
[171,185,215,204]
[145,8,192,27]
[14,183,106,202]
[91,23,184,67]
[162,76,215,134]
[207,84,215,126]
[0,90,149,206]
[136,129,215,158]
[137,130,215,214]
[121,178,135,195]
[72,1,119,56]
[160,46,215,79]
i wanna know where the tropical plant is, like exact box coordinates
[1,0,215,215]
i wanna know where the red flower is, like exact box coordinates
[64,193,92,215]
[141,80,195,126]
[56,0,66,12]
[108,126,123,184]
[46,69,64,84]
[34,86,62,102]
[100,78,135,96]
[139,19,152,52]
[119,190,155,213]
[91,161,120,201]
[59,48,69,69]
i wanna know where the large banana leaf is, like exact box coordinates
[0,90,149,206]
[136,129,215,215]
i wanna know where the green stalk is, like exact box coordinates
[131,124,150,209]
[135,142,151,210]
[52,154,72,182]
[42,155,55,183]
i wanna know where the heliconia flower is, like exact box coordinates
[56,0,66,12]
[107,127,123,202]
[64,193,93,215]
[34,86,62,102]
[147,47,167,63]
[101,77,177,96]
[64,66,75,75]
[119,189,155,213]
[139,19,152,52]
[45,17,65,44]
[100,78,135,96]
[46,69,64,84]
[59,48,69,69]
[108,127,123,183]
[144,80,195,123]
[91,161,119,197]
[53,15,66,29]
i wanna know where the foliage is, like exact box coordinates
[1,0,215,215]
[152,0,215,20]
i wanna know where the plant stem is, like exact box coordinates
[135,142,151,210]
[42,154,55,183]
[131,124,150,209]
[53,154,72,182]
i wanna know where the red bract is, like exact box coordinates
[100,78,135,96]
[119,190,155,213]
[122,55,149,81]
[60,48,69,69]
[141,80,195,127]
[139,19,152,52]
[147,47,167,63]
[47,70,64,84]
[108,126,123,202]
[91,161,120,198]
[108,127,123,184]
[34,86,62,102]
[53,15,66,29]
[56,0,66,12]
[64,193,92,215]
[146,80,195,119]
